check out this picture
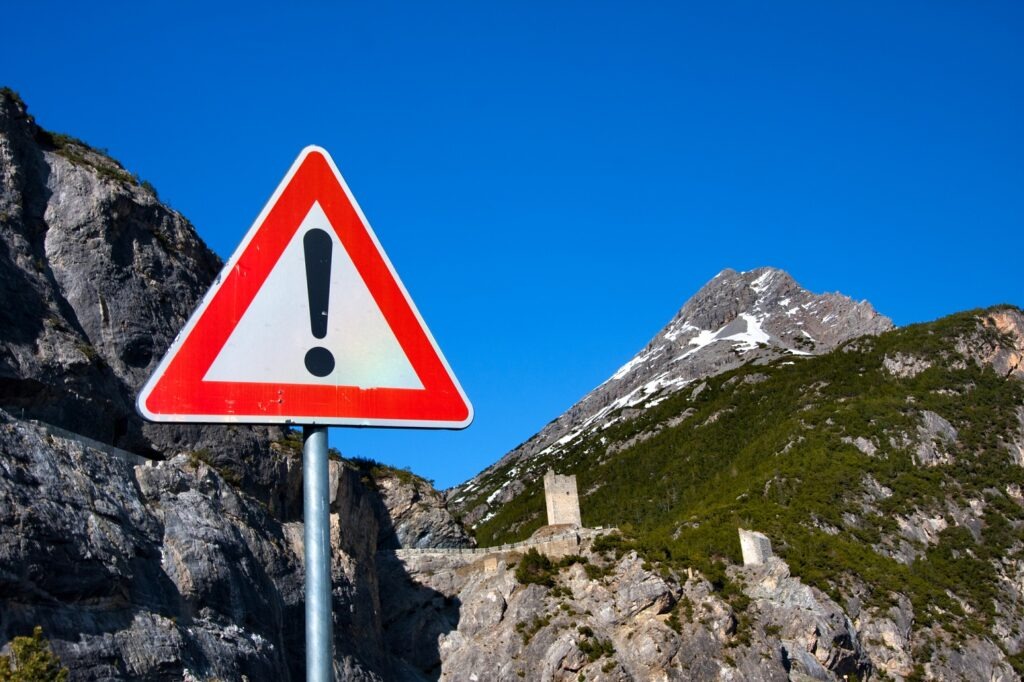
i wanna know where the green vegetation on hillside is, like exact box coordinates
[345,454,436,491]
[474,307,1024,641]
[514,548,587,587]
[0,86,155,193]
[270,429,436,494]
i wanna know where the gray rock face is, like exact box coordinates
[914,409,958,467]
[0,90,468,680]
[842,435,878,457]
[0,409,395,680]
[854,595,915,680]
[739,558,868,679]
[452,267,893,524]
[926,638,1019,682]
[0,89,288,490]
[373,473,474,550]
[383,546,873,681]
[0,406,475,680]
[383,535,1024,681]
[883,352,932,378]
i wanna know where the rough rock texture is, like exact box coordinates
[883,352,932,378]
[382,545,874,681]
[853,595,916,680]
[0,88,288,494]
[971,309,1024,380]
[0,404,474,679]
[452,267,893,525]
[382,542,1024,681]
[0,409,407,680]
[0,90,469,680]
[914,409,958,467]
[373,473,475,550]
[842,435,878,457]
[739,558,868,679]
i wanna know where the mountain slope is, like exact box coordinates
[0,85,295,496]
[451,267,892,526]
[464,305,1024,678]
[0,88,471,681]
[5,86,1023,680]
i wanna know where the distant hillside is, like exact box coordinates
[5,85,1024,680]
[467,305,1024,677]
[450,266,893,527]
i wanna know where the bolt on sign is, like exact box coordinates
[137,146,473,429]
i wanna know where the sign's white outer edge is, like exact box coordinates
[136,146,473,429]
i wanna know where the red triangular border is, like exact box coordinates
[137,147,472,428]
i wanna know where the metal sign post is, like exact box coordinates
[303,425,333,681]
[137,147,473,681]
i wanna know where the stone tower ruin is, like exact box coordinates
[738,528,774,566]
[543,469,582,527]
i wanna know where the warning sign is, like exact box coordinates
[137,146,472,428]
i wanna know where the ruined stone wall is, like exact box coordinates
[390,528,610,563]
[543,469,582,527]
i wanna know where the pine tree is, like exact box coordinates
[0,627,69,682]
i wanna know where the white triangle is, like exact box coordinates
[203,202,424,389]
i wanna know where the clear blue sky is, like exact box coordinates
[3,2,1021,488]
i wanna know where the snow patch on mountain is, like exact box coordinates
[450,267,894,525]
[681,312,771,359]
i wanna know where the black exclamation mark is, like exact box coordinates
[303,229,336,377]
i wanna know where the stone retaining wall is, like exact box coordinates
[30,419,151,466]
[389,527,612,561]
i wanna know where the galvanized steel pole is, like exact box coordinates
[303,425,333,681]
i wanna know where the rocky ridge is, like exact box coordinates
[381,539,879,681]
[372,469,475,550]
[0,89,469,680]
[449,305,1024,680]
[0,85,287,488]
[451,266,893,526]
[3,87,1023,682]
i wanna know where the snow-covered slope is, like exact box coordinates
[449,267,893,526]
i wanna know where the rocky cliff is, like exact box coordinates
[3,87,1023,682]
[0,89,469,680]
[450,266,893,527]
[381,541,878,681]
[447,305,1024,680]
[0,86,287,489]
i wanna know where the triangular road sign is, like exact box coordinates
[137,146,472,428]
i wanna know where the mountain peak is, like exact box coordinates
[676,267,798,332]
[661,267,888,362]
[451,267,893,525]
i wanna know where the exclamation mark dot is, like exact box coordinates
[303,228,335,377]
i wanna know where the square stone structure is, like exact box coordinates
[739,528,773,566]
[543,469,582,527]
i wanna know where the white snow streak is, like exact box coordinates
[751,270,775,293]
[665,322,698,342]
[610,354,645,381]
[678,313,771,360]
